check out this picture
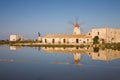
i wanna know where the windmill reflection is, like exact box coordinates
[74,53,81,64]
[9,46,120,65]
[42,47,93,65]
[42,46,120,65]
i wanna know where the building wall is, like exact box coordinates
[10,35,23,41]
[114,29,120,43]
[91,28,120,43]
[41,36,92,45]
[91,28,107,40]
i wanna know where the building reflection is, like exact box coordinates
[10,46,23,50]
[42,47,120,64]
[90,49,120,61]
[42,47,93,64]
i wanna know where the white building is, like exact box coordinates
[10,35,23,41]
[42,34,92,45]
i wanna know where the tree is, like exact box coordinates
[93,36,99,44]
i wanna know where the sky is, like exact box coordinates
[0,0,120,40]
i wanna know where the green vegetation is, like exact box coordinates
[93,36,99,44]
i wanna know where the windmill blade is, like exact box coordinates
[68,20,74,26]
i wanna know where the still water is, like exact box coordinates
[0,46,120,80]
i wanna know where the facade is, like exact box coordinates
[10,35,23,41]
[42,34,92,45]
[89,28,120,43]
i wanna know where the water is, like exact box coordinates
[0,46,120,80]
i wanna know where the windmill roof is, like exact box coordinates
[75,23,80,27]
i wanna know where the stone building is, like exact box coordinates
[89,28,120,43]
[10,34,23,41]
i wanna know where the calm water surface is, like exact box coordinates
[0,46,120,80]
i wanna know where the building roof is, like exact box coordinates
[44,34,91,38]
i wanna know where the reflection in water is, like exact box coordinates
[42,47,120,64]
[9,46,120,64]
[90,49,120,61]
[10,46,23,50]
[42,47,93,65]
[93,47,99,52]
[5,46,120,80]
[74,53,81,64]
[0,59,29,63]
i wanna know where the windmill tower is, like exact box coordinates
[73,22,81,34]
[73,18,81,34]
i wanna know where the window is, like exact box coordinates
[76,39,79,43]
[45,39,47,43]
[63,39,66,43]
[52,39,55,43]
[98,32,99,35]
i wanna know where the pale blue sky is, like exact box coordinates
[0,0,120,40]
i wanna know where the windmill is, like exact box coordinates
[68,18,85,34]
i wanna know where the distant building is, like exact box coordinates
[10,35,23,41]
[89,28,120,43]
